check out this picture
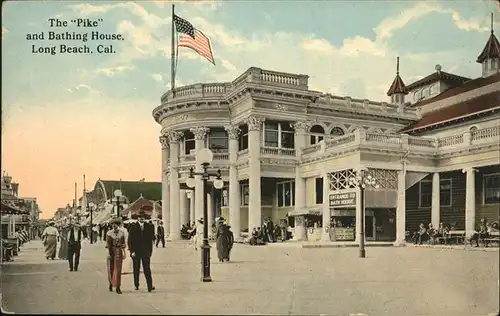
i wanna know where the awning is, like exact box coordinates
[1,201,29,215]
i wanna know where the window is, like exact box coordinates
[469,126,478,132]
[184,131,195,155]
[315,177,323,204]
[430,84,438,94]
[413,90,422,101]
[264,122,279,147]
[484,173,500,205]
[483,61,488,73]
[208,128,228,153]
[241,184,249,206]
[277,181,295,207]
[419,180,432,208]
[491,59,497,70]
[330,126,345,137]
[239,125,248,151]
[310,125,325,145]
[440,179,452,207]
[263,121,294,148]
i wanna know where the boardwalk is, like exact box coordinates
[1,240,498,315]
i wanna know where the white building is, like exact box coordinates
[152,26,500,242]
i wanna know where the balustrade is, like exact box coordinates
[260,147,296,156]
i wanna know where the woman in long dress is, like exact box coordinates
[106,218,125,294]
[58,225,69,260]
[215,223,230,262]
[119,220,132,275]
[41,221,59,260]
[193,219,204,251]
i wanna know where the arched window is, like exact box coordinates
[330,126,345,137]
[309,125,325,145]
[430,84,438,94]
[469,126,478,132]
[184,131,195,155]
[413,91,420,101]
[208,128,228,153]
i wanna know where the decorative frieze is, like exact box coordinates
[166,130,183,144]
[275,103,288,111]
[291,121,311,133]
[245,116,265,131]
[224,125,241,140]
[159,135,169,149]
[190,127,210,140]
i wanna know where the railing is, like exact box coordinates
[160,83,231,103]
[260,70,301,86]
[260,147,296,156]
[300,126,500,159]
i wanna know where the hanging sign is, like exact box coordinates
[329,192,356,207]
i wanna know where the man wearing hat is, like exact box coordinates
[67,218,83,272]
[128,207,156,292]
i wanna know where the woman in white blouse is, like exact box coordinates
[41,221,59,260]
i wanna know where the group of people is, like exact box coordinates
[249,218,289,245]
[188,217,235,262]
[41,207,158,295]
[408,219,499,246]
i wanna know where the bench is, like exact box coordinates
[481,231,500,247]
[436,230,466,245]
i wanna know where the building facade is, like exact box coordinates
[153,28,500,242]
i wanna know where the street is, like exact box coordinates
[1,240,499,315]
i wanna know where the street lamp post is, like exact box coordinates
[88,202,96,244]
[113,190,123,217]
[348,169,379,258]
[185,148,224,282]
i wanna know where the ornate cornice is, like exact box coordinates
[165,130,183,144]
[245,116,265,131]
[224,125,241,140]
[159,135,169,149]
[190,127,210,140]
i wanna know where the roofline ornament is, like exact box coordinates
[291,121,311,133]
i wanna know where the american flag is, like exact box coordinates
[174,14,215,65]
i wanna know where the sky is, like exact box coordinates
[1,0,499,219]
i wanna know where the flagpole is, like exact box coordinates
[171,4,176,95]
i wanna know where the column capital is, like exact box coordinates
[166,130,183,144]
[190,127,210,140]
[245,116,265,131]
[159,135,169,149]
[224,125,241,139]
[291,121,311,133]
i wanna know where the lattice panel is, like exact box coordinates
[366,168,398,189]
[328,169,357,191]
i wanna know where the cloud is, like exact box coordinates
[76,84,91,91]
[96,65,135,77]
[152,73,164,83]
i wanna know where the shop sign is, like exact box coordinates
[329,192,356,207]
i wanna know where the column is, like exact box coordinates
[465,168,476,237]
[431,172,440,227]
[189,191,195,225]
[179,190,188,227]
[246,116,265,231]
[355,186,362,244]
[159,136,171,237]
[167,131,183,240]
[292,121,309,241]
[190,127,210,223]
[207,193,213,238]
[394,167,406,246]
[225,125,241,237]
[321,173,331,241]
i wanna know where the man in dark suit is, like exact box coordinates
[156,221,165,248]
[67,221,83,272]
[128,208,156,292]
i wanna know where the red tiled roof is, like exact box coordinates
[410,73,500,107]
[477,31,500,63]
[406,71,471,91]
[403,91,500,132]
[387,74,408,96]
[123,196,156,217]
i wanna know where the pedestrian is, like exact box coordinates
[67,220,83,272]
[106,218,126,294]
[41,221,59,260]
[58,223,69,260]
[225,225,235,261]
[119,217,132,275]
[215,217,230,262]
[193,218,204,251]
[128,208,156,292]
[156,221,165,248]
